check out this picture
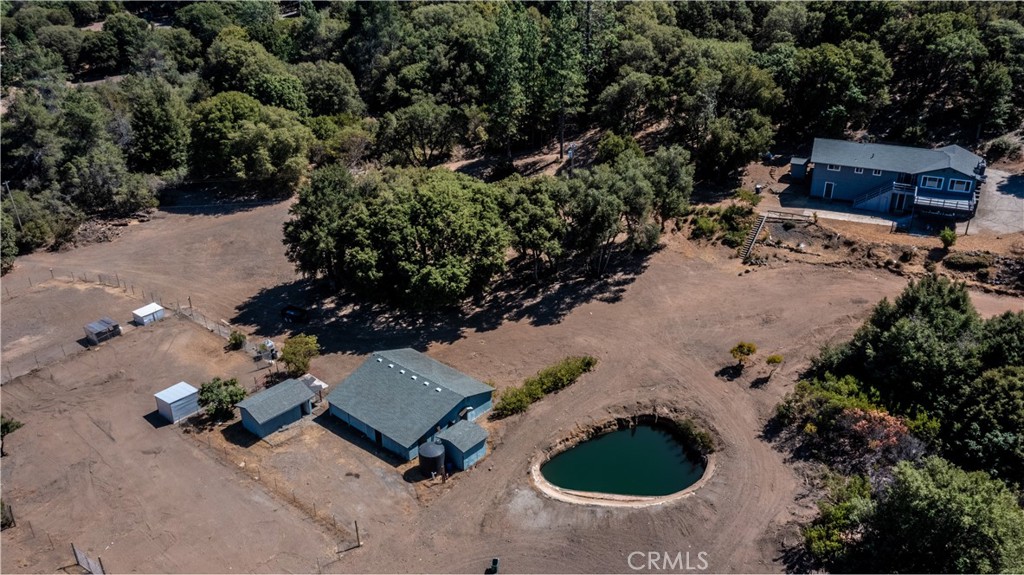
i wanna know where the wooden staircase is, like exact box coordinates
[740,214,769,260]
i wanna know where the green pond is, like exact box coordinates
[540,425,706,497]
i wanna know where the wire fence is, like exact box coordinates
[187,425,362,568]
[0,268,265,385]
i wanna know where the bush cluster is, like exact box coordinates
[943,251,996,271]
[492,356,597,419]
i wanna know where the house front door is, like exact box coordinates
[824,181,835,200]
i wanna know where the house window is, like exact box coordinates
[949,179,971,193]
[921,175,943,189]
[854,167,864,174]
[872,169,882,176]
[827,164,841,171]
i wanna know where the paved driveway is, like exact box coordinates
[970,168,1024,234]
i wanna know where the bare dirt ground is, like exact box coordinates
[1,312,340,573]
[2,197,1021,573]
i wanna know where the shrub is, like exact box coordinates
[766,354,784,366]
[1,414,23,456]
[667,418,716,455]
[493,386,533,418]
[730,342,758,365]
[943,252,995,271]
[721,229,747,248]
[803,474,874,568]
[691,216,718,239]
[228,330,246,350]
[986,136,1022,162]
[939,227,957,249]
[492,356,598,419]
[198,377,246,419]
[734,188,762,206]
[280,333,319,376]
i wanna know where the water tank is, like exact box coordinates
[419,441,445,476]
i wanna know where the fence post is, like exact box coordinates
[355,520,361,547]
[28,276,32,287]
[115,273,119,286]
[61,344,66,358]
[50,268,54,279]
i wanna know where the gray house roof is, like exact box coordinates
[327,349,492,449]
[237,379,314,425]
[810,138,982,177]
[437,420,488,452]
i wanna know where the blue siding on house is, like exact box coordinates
[241,402,308,438]
[440,438,487,471]
[915,167,975,195]
[810,165,899,201]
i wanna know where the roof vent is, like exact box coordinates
[411,375,417,380]
[376,357,382,362]
[435,387,442,392]
[400,369,406,374]
[423,381,429,386]
[388,364,394,368]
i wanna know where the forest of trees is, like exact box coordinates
[3,1,1024,275]
[775,276,1024,573]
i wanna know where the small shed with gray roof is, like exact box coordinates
[327,349,493,463]
[237,378,315,438]
[437,419,488,470]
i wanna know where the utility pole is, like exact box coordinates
[3,181,24,229]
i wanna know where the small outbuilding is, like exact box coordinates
[236,378,315,439]
[436,419,488,471]
[790,156,808,181]
[132,302,165,326]
[154,382,200,423]
[83,317,121,345]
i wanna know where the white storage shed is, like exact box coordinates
[155,382,200,423]
[133,302,166,326]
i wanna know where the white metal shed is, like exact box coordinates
[154,382,200,423]
[133,302,165,326]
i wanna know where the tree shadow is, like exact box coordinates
[220,420,261,448]
[714,364,743,381]
[469,248,655,331]
[750,375,771,389]
[995,173,1024,199]
[231,248,655,355]
[157,180,292,217]
[778,542,815,574]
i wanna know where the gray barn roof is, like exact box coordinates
[237,379,314,425]
[810,138,982,177]
[437,420,487,452]
[328,349,492,449]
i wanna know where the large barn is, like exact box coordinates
[328,349,492,464]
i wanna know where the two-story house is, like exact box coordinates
[790,138,986,217]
